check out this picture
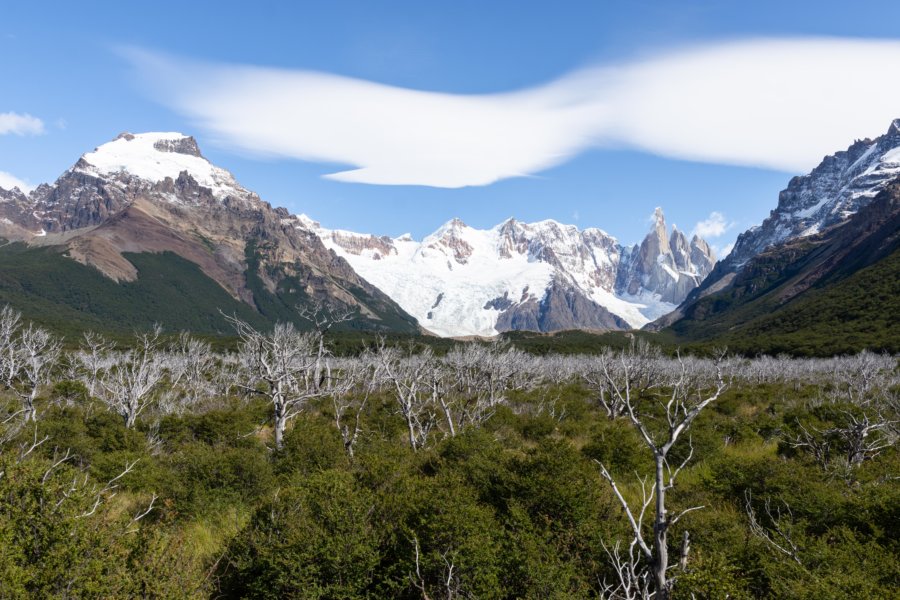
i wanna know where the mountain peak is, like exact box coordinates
[888,118,900,136]
[75,131,242,199]
[653,206,666,224]
[723,118,900,269]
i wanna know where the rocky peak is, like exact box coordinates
[669,227,690,271]
[689,235,716,275]
[724,118,900,269]
[73,132,245,201]
[425,218,474,264]
[888,118,900,137]
[153,135,203,157]
[616,208,716,305]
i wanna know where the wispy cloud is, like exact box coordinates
[0,112,45,136]
[717,242,735,258]
[0,171,33,192]
[125,37,900,188]
[692,211,734,239]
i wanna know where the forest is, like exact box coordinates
[0,305,897,599]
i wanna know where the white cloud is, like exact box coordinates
[717,242,735,258]
[0,112,45,136]
[125,37,900,188]
[692,211,734,238]
[0,171,33,192]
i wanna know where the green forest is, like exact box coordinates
[0,307,897,599]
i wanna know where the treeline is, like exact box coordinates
[0,306,897,598]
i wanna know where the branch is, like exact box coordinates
[596,461,653,560]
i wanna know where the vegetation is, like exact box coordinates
[668,242,900,357]
[0,306,896,598]
[0,240,420,343]
[0,243,267,339]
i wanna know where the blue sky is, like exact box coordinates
[3,1,900,251]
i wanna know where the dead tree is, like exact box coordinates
[595,343,727,600]
[439,342,527,434]
[0,305,23,392]
[378,343,436,451]
[98,325,166,428]
[744,490,804,566]
[788,411,896,470]
[13,324,62,422]
[228,316,328,450]
[0,307,62,422]
[159,332,215,414]
[331,351,382,458]
[72,331,115,399]
[297,302,354,392]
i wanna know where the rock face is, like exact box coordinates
[725,119,900,270]
[303,209,716,337]
[652,118,900,333]
[657,182,900,353]
[0,132,419,333]
[616,208,714,305]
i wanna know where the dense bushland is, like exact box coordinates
[0,307,896,598]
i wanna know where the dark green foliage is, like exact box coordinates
[0,375,896,598]
[0,243,267,339]
[220,470,383,599]
[243,238,420,334]
[0,240,420,342]
[669,239,900,357]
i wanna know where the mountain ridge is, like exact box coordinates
[300,208,716,337]
[653,120,900,355]
[0,132,421,334]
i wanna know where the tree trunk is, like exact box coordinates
[274,404,286,450]
[23,398,36,422]
[406,412,418,451]
[653,453,670,599]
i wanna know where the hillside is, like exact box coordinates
[666,184,900,355]
[0,133,420,336]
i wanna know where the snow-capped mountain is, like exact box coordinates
[652,118,900,334]
[725,119,900,269]
[0,132,419,334]
[298,209,716,337]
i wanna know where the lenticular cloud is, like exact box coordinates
[126,37,900,188]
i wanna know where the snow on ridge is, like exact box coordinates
[77,132,244,199]
[301,215,674,336]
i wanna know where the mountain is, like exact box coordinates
[654,120,900,355]
[299,209,716,337]
[725,119,900,270]
[0,132,419,336]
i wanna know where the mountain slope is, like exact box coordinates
[0,132,419,335]
[661,176,900,355]
[300,209,716,337]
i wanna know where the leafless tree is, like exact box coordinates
[330,351,382,458]
[98,325,167,428]
[378,343,436,451]
[410,536,467,600]
[0,305,23,390]
[595,341,728,600]
[0,307,62,422]
[158,332,215,415]
[14,324,62,422]
[228,316,330,450]
[744,490,804,566]
[788,410,896,470]
[297,302,354,392]
[72,331,116,399]
[438,341,531,435]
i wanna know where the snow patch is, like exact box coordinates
[77,132,243,199]
[304,216,699,336]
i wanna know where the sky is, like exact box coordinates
[3,1,900,253]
